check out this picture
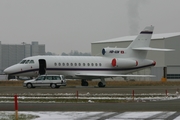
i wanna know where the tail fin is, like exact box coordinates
[127,26,154,59]
[128,25,154,49]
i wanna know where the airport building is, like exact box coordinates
[0,41,45,74]
[91,33,180,81]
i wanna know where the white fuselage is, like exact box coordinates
[4,55,155,79]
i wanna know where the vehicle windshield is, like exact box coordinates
[61,75,65,80]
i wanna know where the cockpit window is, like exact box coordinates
[25,60,30,64]
[20,60,26,64]
[19,60,34,64]
[29,60,34,64]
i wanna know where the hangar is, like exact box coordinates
[91,32,180,81]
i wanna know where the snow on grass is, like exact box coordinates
[0,111,39,120]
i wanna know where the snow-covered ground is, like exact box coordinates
[1,93,180,119]
[0,92,179,103]
[0,111,180,120]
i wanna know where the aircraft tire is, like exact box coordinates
[81,81,88,86]
[84,81,88,86]
[26,83,33,89]
[81,79,88,86]
[98,82,105,88]
[51,83,57,89]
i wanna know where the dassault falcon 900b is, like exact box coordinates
[4,26,173,87]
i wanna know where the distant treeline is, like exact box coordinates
[46,50,91,56]
[61,50,91,56]
[46,52,57,55]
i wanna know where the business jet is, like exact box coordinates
[4,26,173,87]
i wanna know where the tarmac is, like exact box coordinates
[0,86,179,94]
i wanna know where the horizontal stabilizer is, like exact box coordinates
[76,73,155,78]
[133,47,174,51]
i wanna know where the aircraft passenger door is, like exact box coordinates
[39,59,46,75]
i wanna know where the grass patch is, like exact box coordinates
[0,98,128,103]
[0,81,23,86]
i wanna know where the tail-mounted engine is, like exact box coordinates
[111,58,138,68]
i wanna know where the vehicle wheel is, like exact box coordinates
[51,83,57,89]
[98,82,105,88]
[26,83,33,88]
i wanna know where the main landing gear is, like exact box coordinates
[98,78,106,87]
[81,79,89,86]
[81,78,106,88]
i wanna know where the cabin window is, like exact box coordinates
[99,63,102,66]
[78,63,81,66]
[25,60,30,64]
[115,51,119,53]
[29,60,34,64]
[71,63,73,66]
[95,63,98,66]
[91,63,94,66]
[63,63,65,66]
[87,63,90,66]
[83,63,85,66]
[54,63,57,66]
[59,63,61,66]
[75,63,77,66]
[20,60,26,64]
[67,63,69,66]
[109,50,114,53]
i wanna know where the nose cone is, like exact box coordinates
[4,67,12,74]
[4,64,18,75]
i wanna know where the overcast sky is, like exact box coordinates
[0,0,180,55]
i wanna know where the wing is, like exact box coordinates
[75,73,155,78]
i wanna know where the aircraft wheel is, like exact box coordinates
[81,79,88,86]
[98,82,105,88]
[84,81,88,86]
[51,83,57,89]
[26,83,33,88]
[81,81,88,86]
